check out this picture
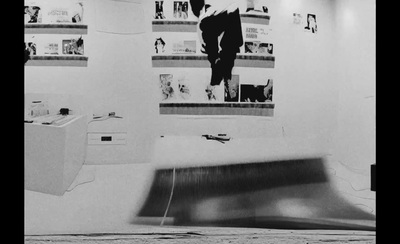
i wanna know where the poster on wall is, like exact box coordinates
[241,23,273,55]
[224,75,240,102]
[293,12,318,34]
[173,1,189,20]
[244,41,273,55]
[240,79,273,103]
[62,36,84,55]
[25,5,42,23]
[155,1,166,19]
[45,1,84,24]
[177,74,192,100]
[304,13,317,33]
[154,37,167,54]
[160,74,176,101]
[25,35,37,56]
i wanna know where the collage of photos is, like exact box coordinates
[62,36,84,55]
[241,24,273,56]
[173,1,189,20]
[25,1,84,24]
[24,35,85,56]
[158,73,273,104]
[154,36,198,55]
[159,74,192,102]
[153,1,191,20]
[244,41,273,55]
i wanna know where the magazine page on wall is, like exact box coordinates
[26,0,84,24]
[25,1,43,24]
[44,0,84,24]
[153,0,196,21]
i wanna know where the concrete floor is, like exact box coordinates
[25,225,376,244]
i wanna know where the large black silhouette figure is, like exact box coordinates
[190,0,244,88]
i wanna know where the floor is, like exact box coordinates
[25,225,376,244]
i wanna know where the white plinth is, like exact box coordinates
[25,115,87,196]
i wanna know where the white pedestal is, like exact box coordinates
[25,115,87,196]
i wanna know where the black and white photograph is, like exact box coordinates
[159,74,175,101]
[304,13,318,33]
[25,41,37,56]
[173,1,189,20]
[24,5,41,23]
[177,75,191,100]
[71,2,84,23]
[244,41,272,54]
[62,37,84,55]
[155,1,165,19]
[154,37,166,54]
[240,79,273,102]
[24,0,376,243]
[224,75,240,102]
[258,42,273,55]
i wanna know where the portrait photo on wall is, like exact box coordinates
[240,79,273,103]
[25,5,42,23]
[173,1,189,20]
[155,1,166,19]
[62,36,84,55]
[25,41,37,56]
[304,13,317,33]
[154,37,166,54]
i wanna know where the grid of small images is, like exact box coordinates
[24,0,87,61]
[153,1,193,21]
[158,73,273,104]
[25,35,85,56]
[25,0,84,24]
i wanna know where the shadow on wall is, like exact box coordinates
[133,157,375,230]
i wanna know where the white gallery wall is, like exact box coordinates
[25,0,344,163]
[24,0,375,234]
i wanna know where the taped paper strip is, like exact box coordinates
[152,55,275,68]
[159,103,274,116]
